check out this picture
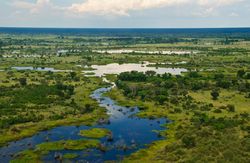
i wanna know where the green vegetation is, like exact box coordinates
[107,69,250,162]
[0,32,249,162]
[79,128,110,139]
[63,153,79,159]
[11,139,99,163]
[0,70,108,146]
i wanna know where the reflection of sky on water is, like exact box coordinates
[83,63,187,77]
[11,67,72,72]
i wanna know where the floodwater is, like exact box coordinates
[93,49,196,55]
[11,67,72,72]
[83,62,187,77]
[0,80,169,163]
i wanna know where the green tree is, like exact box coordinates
[237,70,246,78]
[227,104,235,112]
[211,89,219,100]
[19,78,27,86]
[182,135,196,148]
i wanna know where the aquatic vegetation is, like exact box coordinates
[63,153,79,159]
[10,150,42,163]
[11,139,100,162]
[79,128,110,139]
[37,139,100,151]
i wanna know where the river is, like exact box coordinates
[0,79,168,162]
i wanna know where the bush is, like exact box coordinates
[214,109,222,113]
[182,135,196,148]
[227,104,235,112]
[237,69,246,78]
[19,78,27,86]
[211,89,219,100]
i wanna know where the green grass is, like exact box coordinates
[63,153,79,159]
[11,139,99,163]
[37,139,100,151]
[189,89,250,113]
[79,128,110,139]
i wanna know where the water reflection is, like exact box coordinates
[11,67,72,72]
[83,62,187,77]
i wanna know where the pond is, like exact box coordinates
[11,67,72,72]
[83,62,188,77]
[0,79,169,162]
[93,49,196,55]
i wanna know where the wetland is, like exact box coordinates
[0,28,249,163]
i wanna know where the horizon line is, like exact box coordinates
[0,26,250,29]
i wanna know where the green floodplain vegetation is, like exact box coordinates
[79,128,110,139]
[0,33,249,162]
[11,139,100,163]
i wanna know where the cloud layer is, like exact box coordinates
[3,0,248,28]
[69,0,189,16]
[11,0,245,16]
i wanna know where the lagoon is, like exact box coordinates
[83,62,187,77]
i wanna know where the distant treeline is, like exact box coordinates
[1,28,250,39]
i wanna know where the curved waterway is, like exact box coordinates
[0,80,168,163]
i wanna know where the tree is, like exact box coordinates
[70,72,77,79]
[227,104,235,112]
[19,78,27,86]
[188,71,200,78]
[156,95,168,105]
[85,104,92,112]
[214,73,224,80]
[245,73,250,79]
[182,135,196,148]
[237,70,246,78]
[216,80,231,89]
[211,89,219,100]
[145,70,156,77]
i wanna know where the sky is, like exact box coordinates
[0,0,250,28]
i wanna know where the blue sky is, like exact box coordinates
[0,0,250,28]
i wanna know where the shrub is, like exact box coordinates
[211,89,219,100]
[182,135,196,148]
[227,104,235,112]
[19,78,27,86]
[214,109,222,113]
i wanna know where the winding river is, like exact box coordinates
[0,79,168,162]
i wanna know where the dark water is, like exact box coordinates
[0,27,250,38]
[0,81,168,163]
[11,66,71,72]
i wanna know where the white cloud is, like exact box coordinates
[68,0,189,16]
[195,0,245,17]
[12,0,51,13]
[198,0,244,7]
[11,0,64,14]
[11,0,246,17]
